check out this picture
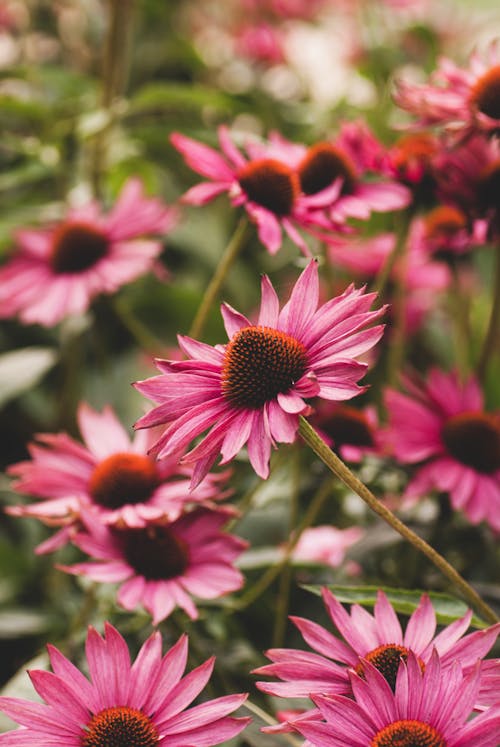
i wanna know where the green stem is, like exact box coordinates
[476,240,500,383]
[449,264,471,379]
[242,700,302,747]
[235,476,334,611]
[188,218,250,340]
[371,213,409,301]
[298,416,498,625]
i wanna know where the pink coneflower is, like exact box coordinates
[0,178,176,326]
[171,126,342,256]
[255,587,500,707]
[410,204,487,261]
[134,260,385,485]
[394,40,500,138]
[0,622,249,746]
[291,525,363,569]
[384,368,500,531]
[7,403,228,552]
[309,401,383,462]
[290,651,500,747]
[61,507,246,624]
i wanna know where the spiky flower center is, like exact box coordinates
[237,158,299,215]
[370,719,445,747]
[81,706,159,747]
[322,405,374,448]
[49,222,109,274]
[424,205,467,240]
[356,644,423,691]
[477,159,500,213]
[89,453,161,509]
[122,525,189,580]
[391,133,437,175]
[470,64,500,120]
[298,142,357,195]
[441,411,500,474]
[222,326,308,409]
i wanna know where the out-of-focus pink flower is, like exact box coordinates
[409,204,487,261]
[135,261,385,485]
[385,368,500,530]
[0,178,177,326]
[235,22,285,64]
[291,525,363,568]
[255,587,500,709]
[290,651,500,747]
[328,232,450,333]
[394,40,500,138]
[7,403,229,553]
[309,401,383,462]
[386,131,441,206]
[171,126,344,256]
[60,507,246,624]
[0,623,250,746]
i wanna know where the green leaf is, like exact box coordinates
[302,584,488,629]
[0,347,57,408]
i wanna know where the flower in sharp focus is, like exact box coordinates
[384,368,500,531]
[0,178,177,326]
[60,507,246,624]
[0,623,250,746]
[6,403,229,553]
[394,40,500,138]
[254,588,500,709]
[134,260,385,485]
[290,652,500,747]
[171,125,344,256]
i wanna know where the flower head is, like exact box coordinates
[7,403,229,552]
[0,178,176,326]
[385,368,500,530]
[291,525,363,569]
[255,588,500,708]
[60,507,246,624]
[290,651,500,747]
[0,623,249,746]
[134,260,385,485]
[394,40,500,138]
[309,401,383,463]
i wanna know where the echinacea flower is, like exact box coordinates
[410,204,487,262]
[309,401,383,462]
[0,178,176,326]
[60,507,246,624]
[134,260,385,485]
[290,651,500,747]
[0,622,250,746]
[290,525,363,569]
[255,587,500,708]
[384,368,500,530]
[6,403,229,553]
[394,40,500,138]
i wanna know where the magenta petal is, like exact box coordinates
[257,274,280,327]
[221,303,251,339]
[278,260,319,339]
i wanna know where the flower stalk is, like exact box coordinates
[298,415,498,625]
[476,239,500,382]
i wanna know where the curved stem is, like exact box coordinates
[188,218,250,340]
[298,416,498,625]
[476,240,500,383]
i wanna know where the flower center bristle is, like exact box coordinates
[89,453,160,510]
[121,525,189,580]
[424,205,467,239]
[298,142,357,195]
[82,706,159,747]
[322,405,374,449]
[477,159,500,213]
[356,644,422,691]
[441,411,500,473]
[49,222,109,274]
[370,719,445,747]
[470,64,500,120]
[237,158,299,215]
[222,326,308,409]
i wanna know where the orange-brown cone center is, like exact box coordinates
[441,411,500,474]
[82,706,159,747]
[237,158,299,215]
[356,644,424,691]
[89,453,161,510]
[49,222,109,274]
[121,525,189,580]
[298,142,357,196]
[370,719,445,747]
[424,205,467,240]
[470,64,500,120]
[222,326,308,409]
